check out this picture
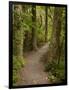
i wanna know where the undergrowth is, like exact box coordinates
[44,59,65,83]
[13,56,25,85]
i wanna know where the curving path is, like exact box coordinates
[17,43,50,86]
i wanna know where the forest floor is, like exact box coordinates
[16,43,50,85]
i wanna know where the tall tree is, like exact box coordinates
[42,7,63,64]
[45,6,48,42]
[32,5,37,50]
[49,7,63,64]
[13,5,23,57]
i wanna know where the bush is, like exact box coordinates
[44,59,65,83]
[44,60,56,72]
[13,56,25,84]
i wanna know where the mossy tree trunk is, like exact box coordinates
[13,5,23,58]
[49,7,63,64]
[45,7,48,42]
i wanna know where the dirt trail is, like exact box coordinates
[17,43,50,85]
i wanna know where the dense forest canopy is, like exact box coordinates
[12,3,66,85]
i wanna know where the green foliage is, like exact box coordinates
[13,5,24,56]
[13,69,19,84]
[13,56,25,84]
[44,60,56,72]
[48,72,57,82]
[13,56,25,70]
[44,59,65,83]
[13,9,22,30]
[12,4,66,85]
[37,27,45,46]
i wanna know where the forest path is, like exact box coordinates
[18,43,50,85]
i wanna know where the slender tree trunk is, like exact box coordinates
[45,7,48,42]
[32,5,37,50]
[13,5,23,57]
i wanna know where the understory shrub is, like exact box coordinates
[13,56,25,85]
[44,59,65,83]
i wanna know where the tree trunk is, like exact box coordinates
[13,5,23,57]
[32,5,37,50]
[45,7,48,42]
[49,7,63,64]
